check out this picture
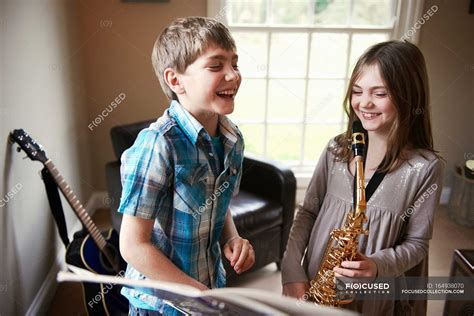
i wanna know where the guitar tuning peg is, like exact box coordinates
[22,155,29,160]
[16,147,22,153]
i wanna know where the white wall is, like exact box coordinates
[76,0,207,189]
[0,0,92,313]
[419,0,474,188]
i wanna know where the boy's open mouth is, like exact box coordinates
[216,89,236,99]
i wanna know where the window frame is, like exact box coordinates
[208,0,426,177]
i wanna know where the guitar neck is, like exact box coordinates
[45,160,107,250]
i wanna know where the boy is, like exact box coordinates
[118,17,255,314]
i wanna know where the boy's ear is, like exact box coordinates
[163,68,185,95]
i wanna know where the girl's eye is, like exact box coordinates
[352,90,362,95]
[375,92,387,97]
[233,64,239,70]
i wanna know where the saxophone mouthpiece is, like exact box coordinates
[351,120,365,157]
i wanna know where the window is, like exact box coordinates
[208,0,424,172]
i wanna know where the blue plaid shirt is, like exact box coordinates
[118,100,244,312]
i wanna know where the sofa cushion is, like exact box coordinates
[229,190,283,236]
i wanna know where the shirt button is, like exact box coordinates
[231,168,237,175]
[209,152,214,157]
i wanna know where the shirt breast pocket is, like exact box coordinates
[228,162,241,186]
[174,163,209,215]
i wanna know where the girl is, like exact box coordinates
[281,41,444,315]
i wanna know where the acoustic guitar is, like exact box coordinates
[10,129,128,315]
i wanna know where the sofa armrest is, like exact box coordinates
[240,156,297,259]
[240,156,296,204]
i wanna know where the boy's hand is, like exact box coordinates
[223,237,255,274]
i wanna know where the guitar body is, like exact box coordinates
[66,228,129,315]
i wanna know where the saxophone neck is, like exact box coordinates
[354,156,366,216]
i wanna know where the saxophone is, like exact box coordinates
[307,121,368,307]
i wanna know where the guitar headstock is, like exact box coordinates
[9,129,48,164]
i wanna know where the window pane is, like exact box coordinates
[228,0,267,24]
[267,124,302,162]
[271,0,309,24]
[306,79,346,124]
[304,124,343,161]
[237,124,264,156]
[269,33,308,78]
[309,33,348,78]
[225,0,397,167]
[267,79,305,121]
[352,0,393,26]
[233,32,268,78]
[313,0,349,25]
[349,33,389,68]
[231,79,266,121]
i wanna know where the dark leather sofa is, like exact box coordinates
[105,120,296,280]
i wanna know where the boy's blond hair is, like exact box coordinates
[152,16,236,100]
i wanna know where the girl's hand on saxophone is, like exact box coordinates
[333,252,378,279]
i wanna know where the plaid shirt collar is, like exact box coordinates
[169,100,238,146]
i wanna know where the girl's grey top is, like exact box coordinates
[281,139,444,315]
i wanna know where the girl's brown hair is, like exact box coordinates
[332,40,438,172]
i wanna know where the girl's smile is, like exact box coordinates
[351,64,397,136]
